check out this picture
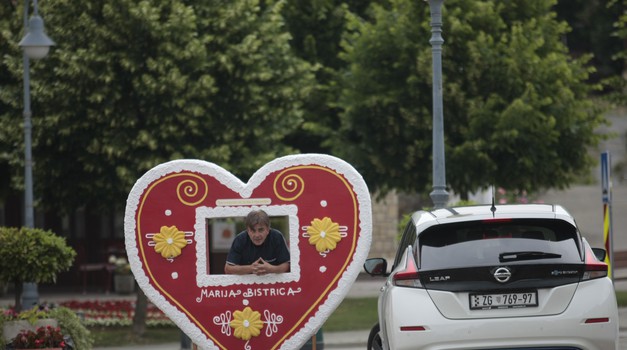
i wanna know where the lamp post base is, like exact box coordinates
[21,282,39,310]
[430,187,449,209]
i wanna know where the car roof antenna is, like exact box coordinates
[490,185,497,217]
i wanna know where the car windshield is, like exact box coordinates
[418,219,582,270]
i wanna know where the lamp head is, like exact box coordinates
[19,15,55,59]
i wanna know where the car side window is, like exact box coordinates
[392,219,417,270]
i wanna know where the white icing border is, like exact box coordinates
[124,154,372,350]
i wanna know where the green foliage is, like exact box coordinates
[335,0,440,194]
[14,306,49,325]
[0,227,76,310]
[555,0,624,82]
[0,0,315,212]
[0,0,623,214]
[0,227,75,284]
[334,0,609,198]
[0,309,16,347]
[604,0,627,106]
[616,290,627,307]
[0,306,93,350]
[48,307,94,350]
[276,0,387,154]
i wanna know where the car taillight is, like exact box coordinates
[392,253,423,288]
[585,317,610,324]
[481,218,512,223]
[582,245,608,280]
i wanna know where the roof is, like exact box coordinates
[412,203,577,230]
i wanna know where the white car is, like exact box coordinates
[364,203,618,350]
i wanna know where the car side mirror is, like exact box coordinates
[364,258,388,276]
[592,248,607,261]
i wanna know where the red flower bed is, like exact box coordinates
[11,325,66,349]
[58,300,173,327]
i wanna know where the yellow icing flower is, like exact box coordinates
[230,307,264,341]
[153,226,187,259]
[307,217,341,253]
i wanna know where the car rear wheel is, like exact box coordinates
[367,323,383,350]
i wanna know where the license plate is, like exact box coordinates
[469,291,538,310]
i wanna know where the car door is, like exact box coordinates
[378,219,417,346]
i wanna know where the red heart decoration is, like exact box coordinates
[124,154,372,349]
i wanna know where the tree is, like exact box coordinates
[276,0,384,153]
[334,0,608,198]
[0,1,23,204]
[605,0,626,106]
[132,288,148,336]
[0,227,76,312]
[605,0,627,180]
[0,0,315,213]
[554,0,625,82]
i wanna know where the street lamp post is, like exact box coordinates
[425,0,449,209]
[18,0,54,309]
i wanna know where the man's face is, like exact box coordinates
[247,223,270,246]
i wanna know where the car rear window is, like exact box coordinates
[418,219,582,270]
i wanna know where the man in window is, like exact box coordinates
[224,210,290,275]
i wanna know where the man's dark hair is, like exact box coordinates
[245,210,270,229]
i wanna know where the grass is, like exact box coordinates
[616,290,627,306]
[323,297,379,332]
[90,326,182,347]
[91,291,627,347]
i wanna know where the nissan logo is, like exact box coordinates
[493,267,512,283]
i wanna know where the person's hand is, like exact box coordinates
[251,258,269,275]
